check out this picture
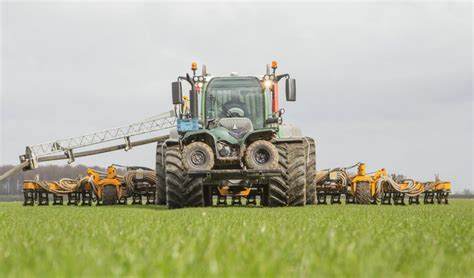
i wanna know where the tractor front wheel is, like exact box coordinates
[245,140,279,170]
[182,142,215,171]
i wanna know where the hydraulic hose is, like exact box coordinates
[123,169,157,193]
[58,178,81,192]
[24,180,78,195]
[374,176,423,197]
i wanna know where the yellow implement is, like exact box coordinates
[84,166,125,205]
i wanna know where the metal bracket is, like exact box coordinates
[25,146,39,170]
[65,149,75,164]
[125,137,132,151]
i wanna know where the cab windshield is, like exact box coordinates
[205,77,265,128]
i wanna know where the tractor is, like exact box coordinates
[155,61,317,208]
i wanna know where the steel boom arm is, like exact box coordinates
[18,110,177,170]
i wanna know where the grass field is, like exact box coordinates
[0,200,472,277]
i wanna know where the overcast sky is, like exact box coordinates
[1,1,472,191]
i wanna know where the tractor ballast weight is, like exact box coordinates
[158,62,317,208]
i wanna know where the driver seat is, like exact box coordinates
[218,118,254,133]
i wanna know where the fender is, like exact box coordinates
[181,129,217,147]
[165,130,219,156]
[242,129,275,145]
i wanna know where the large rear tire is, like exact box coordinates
[155,143,166,205]
[165,145,204,209]
[355,181,371,204]
[268,142,306,207]
[287,143,306,206]
[267,143,289,207]
[304,137,317,205]
[268,176,287,207]
[186,178,205,207]
[102,185,118,205]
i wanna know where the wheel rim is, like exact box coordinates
[191,150,207,166]
[254,148,270,165]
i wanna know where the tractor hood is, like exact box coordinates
[210,126,241,145]
[211,117,255,145]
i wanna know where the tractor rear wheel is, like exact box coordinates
[268,142,306,207]
[268,176,287,207]
[267,143,289,207]
[287,143,306,206]
[102,185,118,205]
[165,145,204,209]
[355,181,371,204]
[186,178,205,207]
[304,137,317,205]
[155,142,166,205]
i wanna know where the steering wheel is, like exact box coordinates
[228,107,245,117]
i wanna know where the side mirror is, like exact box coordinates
[286,78,296,101]
[172,81,182,104]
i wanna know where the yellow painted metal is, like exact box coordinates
[217,186,252,197]
[49,182,60,192]
[350,163,374,194]
[87,165,124,200]
[369,168,387,197]
[435,181,451,191]
[22,180,61,192]
[22,181,39,190]
[182,96,190,115]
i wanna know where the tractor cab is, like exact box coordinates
[171,61,296,134]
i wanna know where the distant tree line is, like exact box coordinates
[0,164,106,195]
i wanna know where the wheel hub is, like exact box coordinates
[254,149,270,165]
[191,150,206,166]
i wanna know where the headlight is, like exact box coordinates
[193,76,199,82]
[264,80,273,88]
[199,76,204,81]
[264,75,270,81]
[269,75,275,80]
[197,82,204,88]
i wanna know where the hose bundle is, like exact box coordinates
[24,179,80,194]
[315,169,349,189]
[123,169,157,193]
[78,176,99,196]
[58,178,81,192]
[374,176,423,197]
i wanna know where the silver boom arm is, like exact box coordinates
[19,110,177,170]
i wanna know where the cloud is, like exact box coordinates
[1,2,472,190]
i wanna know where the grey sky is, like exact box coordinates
[1,2,472,191]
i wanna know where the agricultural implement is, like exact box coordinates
[315,163,451,205]
[0,62,451,208]
[22,165,158,206]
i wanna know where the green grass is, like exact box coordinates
[0,200,472,277]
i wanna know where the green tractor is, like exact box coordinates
[156,61,316,208]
